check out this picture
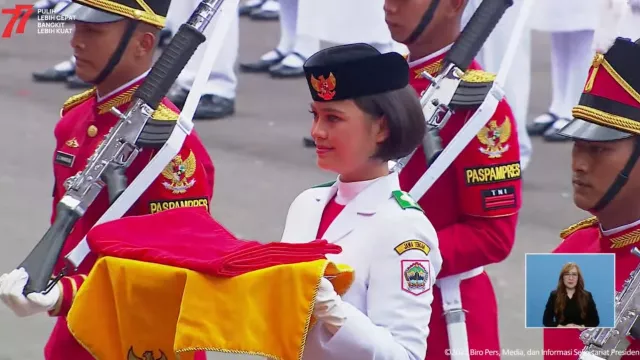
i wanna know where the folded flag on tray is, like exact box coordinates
[67,207,354,360]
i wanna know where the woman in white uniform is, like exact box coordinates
[280,43,442,360]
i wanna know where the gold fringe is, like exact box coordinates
[560,217,599,239]
[62,88,97,115]
[461,70,496,83]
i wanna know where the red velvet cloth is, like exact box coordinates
[86,207,342,277]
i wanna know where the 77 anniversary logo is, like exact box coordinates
[2,4,73,38]
[1,4,33,38]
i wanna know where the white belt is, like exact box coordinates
[435,266,484,360]
[436,266,484,311]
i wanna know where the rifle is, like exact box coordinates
[392,0,514,173]
[578,247,640,360]
[17,0,228,295]
[390,0,535,202]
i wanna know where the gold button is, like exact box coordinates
[133,9,143,19]
[87,125,98,137]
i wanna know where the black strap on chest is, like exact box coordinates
[90,19,139,85]
[590,137,640,212]
[403,0,441,45]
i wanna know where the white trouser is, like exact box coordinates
[462,0,533,170]
[269,0,320,66]
[436,267,484,360]
[547,30,594,120]
[165,0,239,99]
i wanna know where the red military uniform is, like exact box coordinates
[398,46,522,359]
[543,218,640,359]
[44,73,214,360]
[542,36,640,359]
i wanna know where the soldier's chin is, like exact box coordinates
[74,67,94,84]
[573,192,597,212]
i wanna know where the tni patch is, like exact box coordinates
[481,186,516,211]
[54,151,75,167]
[401,260,430,296]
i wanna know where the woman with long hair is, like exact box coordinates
[542,262,600,328]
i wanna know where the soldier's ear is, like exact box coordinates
[134,25,158,56]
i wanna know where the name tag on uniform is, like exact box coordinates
[55,151,75,167]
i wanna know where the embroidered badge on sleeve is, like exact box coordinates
[481,186,517,211]
[161,151,197,194]
[401,260,431,296]
[476,117,511,158]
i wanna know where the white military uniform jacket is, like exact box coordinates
[281,172,442,360]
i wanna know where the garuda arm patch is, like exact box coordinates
[395,240,430,256]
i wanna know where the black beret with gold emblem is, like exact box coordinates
[303,43,410,102]
[58,0,169,28]
[559,37,640,141]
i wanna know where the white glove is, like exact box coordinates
[313,277,346,334]
[0,268,61,317]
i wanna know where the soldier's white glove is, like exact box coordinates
[0,268,60,317]
[313,277,346,334]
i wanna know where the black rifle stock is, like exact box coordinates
[18,0,226,295]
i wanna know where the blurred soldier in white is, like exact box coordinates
[297,0,405,54]
[239,0,319,78]
[526,0,600,142]
[239,0,279,20]
[622,0,640,40]
[165,0,239,119]
[298,0,407,148]
[462,0,533,170]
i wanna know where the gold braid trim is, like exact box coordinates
[572,106,640,136]
[560,216,599,239]
[610,229,640,249]
[96,85,177,119]
[97,86,137,114]
[75,0,165,28]
[413,60,443,79]
[600,57,640,104]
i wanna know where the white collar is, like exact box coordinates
[408,43,453,68]
[96,69,150,103]
[334,175,384,205]
[601,217,640,236]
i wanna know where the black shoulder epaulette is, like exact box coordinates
[60,88,96,117]
[451,70,497,109]
[312,180,336,189]
[136,103,180,149]
[560,217,599,240]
